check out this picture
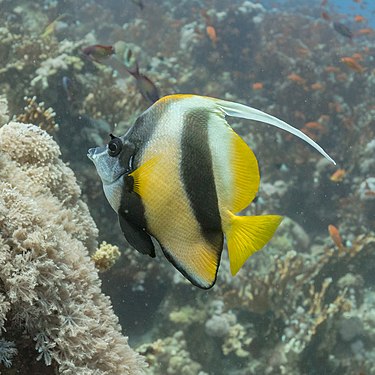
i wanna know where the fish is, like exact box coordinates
[328,224,344,253]
[340,57,365,73]
[125,61,160,104]
[82,44,116,63]
[287,73,306,85]
[88,95,336,289]
[321,11,331,21]
[131,0,144,10]
[354,15,365,22]
[330,169,346,182]
[311,82,325,91]
[252,82,264,90]
[206,26,217,45]
[41,13,69,38]
[356,28,373,35]
[62,76,73,101]
[333,22,353,39]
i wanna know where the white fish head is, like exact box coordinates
[88,135,132,211]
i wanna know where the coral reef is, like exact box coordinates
[0,116,146,373]
[16,96,58,133]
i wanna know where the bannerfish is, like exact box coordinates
[88,94,335,289]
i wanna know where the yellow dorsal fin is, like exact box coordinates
[224,211,282,275]
[129,156,159,197]
[230,131,260,213]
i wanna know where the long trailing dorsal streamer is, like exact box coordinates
[214,98,336,165]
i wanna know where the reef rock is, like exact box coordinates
[0,118,146,374]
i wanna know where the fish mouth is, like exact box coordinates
[87,148,95,161]
[87,146,106,161]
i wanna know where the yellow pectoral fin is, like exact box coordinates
[129,156,159,197]
[224,212,283,276]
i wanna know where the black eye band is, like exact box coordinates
[108,134,123,157]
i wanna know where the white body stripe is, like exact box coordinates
[207,114,234,211]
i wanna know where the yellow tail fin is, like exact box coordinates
[224,212,282,276]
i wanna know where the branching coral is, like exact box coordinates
[91,241,121,272]
[16,96,58,133]
[0,114,146,373]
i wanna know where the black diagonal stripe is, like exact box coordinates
[180,108,223,248]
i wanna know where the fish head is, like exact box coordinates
[88,134,134,210]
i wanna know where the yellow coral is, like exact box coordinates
[92,241,121,272]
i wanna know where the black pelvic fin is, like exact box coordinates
[118,214,156,258]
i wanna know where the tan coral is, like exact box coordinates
[0,119,146,374]
[16,96,58,134]
[92,241,121,272]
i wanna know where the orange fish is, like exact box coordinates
[356,28,373,35]
[354,15,365,22]
[252,82,264,90]
[311,82,325,91]
[304,121,326,131]
[287,73,306,85]
[325,66,340,73]
[302,121,327,140]
[206,26,217,45]
[328,224,344,252]
[351,53,364,61]
[340,57,365,73]
[330,169,346,182]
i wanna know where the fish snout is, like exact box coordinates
[87,147,97,161]
[87,146,106,161]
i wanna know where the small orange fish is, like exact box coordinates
[287,73,306,85]
[302,121,327,140]
[340,57,365,73]
[206,25,217,45]
[304,121,326,132]
[328,224,344,252]
[311,82,325,91]
[351,53,364,61]
[252,82,264,90]
[330,169,346,182]
[356,28,373,35]
[325,66,340,73]
[354,15,365,23]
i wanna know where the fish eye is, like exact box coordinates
[107,134,123,157]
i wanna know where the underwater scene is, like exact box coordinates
[0,0,374,374]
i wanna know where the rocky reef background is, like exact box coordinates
[0,0,374,374]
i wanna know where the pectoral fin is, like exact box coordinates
[119,213,155,257]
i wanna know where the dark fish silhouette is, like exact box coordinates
[333,22,353,39]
